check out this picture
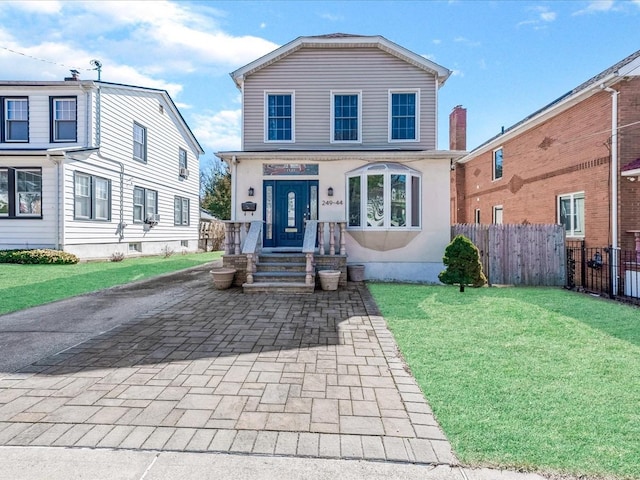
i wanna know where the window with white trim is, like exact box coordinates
[493,205,503,224]
[331,92,361,142]
[3,98,28,142]
[174,196,190,225]
[347,163,420,229]
[265,92,293,141]
[474,209,481,224]
[74,172,111,221]
[389,90,419,141]
[133,123,147,162]
[0,167,42,218]
[133,186,157,223]
[51,97,77,142]
[558,192,585,237]
[493,147,503,180]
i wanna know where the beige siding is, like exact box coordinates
[243,47,438,150]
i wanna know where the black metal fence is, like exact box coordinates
[566,241,640,305]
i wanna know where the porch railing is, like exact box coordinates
[241,221,263,285]
[302,220,318,286]
[223,220,347,256]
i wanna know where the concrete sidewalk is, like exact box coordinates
[0,447,548,480]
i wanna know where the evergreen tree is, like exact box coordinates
[438,235,487,292]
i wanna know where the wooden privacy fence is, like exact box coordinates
[199,220,225,252]
[451,224,566,286]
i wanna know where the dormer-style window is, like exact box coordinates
[347,163,421,230]
[3,98,28,142]
[265,92,294,142]
[389,90,419,142]
[51,97,77,142]
[331,92,361,143]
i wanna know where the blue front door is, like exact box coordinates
[263,180,318,248]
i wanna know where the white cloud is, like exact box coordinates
[5,0,62,14]
[453,36,481,47]
[319,13,345,21]
[517,6,557,27]
[191,109,242,154]
[573,0,615,15]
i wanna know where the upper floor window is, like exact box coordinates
[174,196,190,225]
[493,147,503,180]
[51,97,77,142]
[179,148,188,178]
[265,93,293,142]
[74,172,110,221]
[559,192,584,237]
[347,163,421,230]
[133,122,147,162]
[133,186,157,223]
[0,167,42,218]
[389,90,419,141]
[331,92,361,143]
[3,98,28,142]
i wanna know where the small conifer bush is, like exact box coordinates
[438,235,487,292]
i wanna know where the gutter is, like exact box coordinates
[602,85,619,250]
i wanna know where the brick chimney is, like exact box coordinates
[449,105,467,151]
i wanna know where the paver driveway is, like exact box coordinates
[0,273,455,465]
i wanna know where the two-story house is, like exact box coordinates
[216,34,464,288]
[452,49,640,254]
[0,75,204,259]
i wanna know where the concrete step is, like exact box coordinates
[258,253,308,264]
[255,262,307,273]
[242,282,315,294]
[252,271,308,283]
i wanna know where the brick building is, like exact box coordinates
[451,49,640,251]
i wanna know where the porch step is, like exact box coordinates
[243,282,315,294]
[243,252,315,294]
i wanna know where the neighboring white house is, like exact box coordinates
[0,74,204,259]
[216,34,465,282]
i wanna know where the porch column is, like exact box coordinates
[329,222,336,255]
[318,222,325,255]
[339,222,346,255]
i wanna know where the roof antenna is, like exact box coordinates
[90,59,102,81]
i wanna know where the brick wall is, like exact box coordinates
[455,85,640,249]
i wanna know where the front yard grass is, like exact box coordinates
[0,251,221,315]
[368,284,639,480]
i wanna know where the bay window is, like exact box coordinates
[347,163,421,229]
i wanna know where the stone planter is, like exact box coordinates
[347,264,365,282]
[210,268,236,290]
[318,270,341,291]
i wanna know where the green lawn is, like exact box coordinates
[368,284,639,480]
[0,251,221,315]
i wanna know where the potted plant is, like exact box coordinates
[210,267,237,290]
[318,269,341,291]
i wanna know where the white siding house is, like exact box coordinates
[217,34,465,283]
[0,77,203,259]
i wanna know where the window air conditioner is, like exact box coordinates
[179,167,189,179]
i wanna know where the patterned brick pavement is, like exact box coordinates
[0,281,455,465]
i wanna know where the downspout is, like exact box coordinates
[603,84,619,296]
[603,85,619,249]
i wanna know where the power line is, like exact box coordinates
[0,45,94,72]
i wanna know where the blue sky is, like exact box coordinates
[1,0,639,169]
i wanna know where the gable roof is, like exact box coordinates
[230,34,451,88]
[458,48,640,162]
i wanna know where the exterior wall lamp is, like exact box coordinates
[248,187,255,196]
[327,187,334,197]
